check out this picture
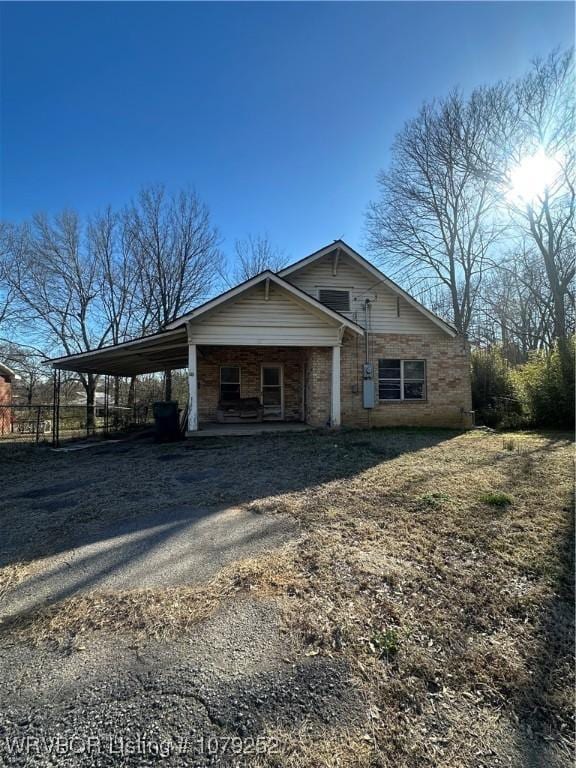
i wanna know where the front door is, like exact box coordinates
[261,364,284,420]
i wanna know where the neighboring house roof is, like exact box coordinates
[68,389,108,406]
[0,362,20,380]
[164,269,364,334]
[278,240,457,337]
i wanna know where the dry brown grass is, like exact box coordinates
[249,429,573,766]
[2,428,573,766]
[0,562,32,602]
[251,724,376,768]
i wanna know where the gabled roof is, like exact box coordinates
[48,240,456,376]
[48,267,363,376]
[165,270,364,334]
[278,240,457,337]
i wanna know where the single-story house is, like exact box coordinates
[67,388,130,417]
[50,241,473,432]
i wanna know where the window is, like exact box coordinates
[318,288,350,313]
[220,366,241,401]
[378,359,426,401]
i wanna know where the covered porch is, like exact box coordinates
[188,342,341,433]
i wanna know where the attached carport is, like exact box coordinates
[49,328,190,446]
[50,328,189,377]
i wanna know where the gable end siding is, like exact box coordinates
[187,282,344,346]
[284,253,446,335]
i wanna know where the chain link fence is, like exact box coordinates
[0,402,156,445]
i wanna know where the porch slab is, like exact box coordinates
[187,422,313,438]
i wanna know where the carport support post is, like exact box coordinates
[103,375,109,435]
[330,344,341,428]
[188,341,198,432]
[52,369,57,447]
[52,368,61,448]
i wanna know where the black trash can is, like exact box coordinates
[152,401,182,443]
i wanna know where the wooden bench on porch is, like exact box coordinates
[216,397,264,423]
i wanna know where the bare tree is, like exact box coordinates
[0,223,17,334]
[472,244,558,359]
[89,208,139,346]
[508,51,575,348]
[1,185,220,411]
[89,208,144,408]
[223,234,287,287]
[1,212,111,426]
[0,341,49,404]
[465,50,575,346]
[366,91,503,335]
[124,186,221,398]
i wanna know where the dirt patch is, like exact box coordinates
[13,479,95,500]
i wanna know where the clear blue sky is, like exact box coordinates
[1,1,573,262]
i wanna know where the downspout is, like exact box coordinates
[363,299,371,362]
[362,299,374,422]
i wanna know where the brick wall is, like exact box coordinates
[340,331,472,428]
[0,375,11,434]
[196,346,305,422]
[190,335,471,429]
[304,347,332,427]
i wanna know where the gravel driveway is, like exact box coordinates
[2,438,302,623]
[0,600,363,767]
[0,435,367,766]
[0,502,296,623]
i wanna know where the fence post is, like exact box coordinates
[36,405,41,445]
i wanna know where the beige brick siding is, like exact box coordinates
[340,331,472,428]
[192,333,471,429]
[197,346,305,422]
[304,347,332,427]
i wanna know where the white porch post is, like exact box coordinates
[330,344,341,428]
[188,341,198,432]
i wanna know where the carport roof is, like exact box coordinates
[50,328,189,376]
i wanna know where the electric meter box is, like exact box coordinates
[362,362,373,379]
[363,379,375,408]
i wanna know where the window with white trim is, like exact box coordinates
[220,366,241,401]
[318,288,350,313]
[378,359,426,401]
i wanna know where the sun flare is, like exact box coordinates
[507,148,560,203]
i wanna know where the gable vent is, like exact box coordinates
[318,289,350,313]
